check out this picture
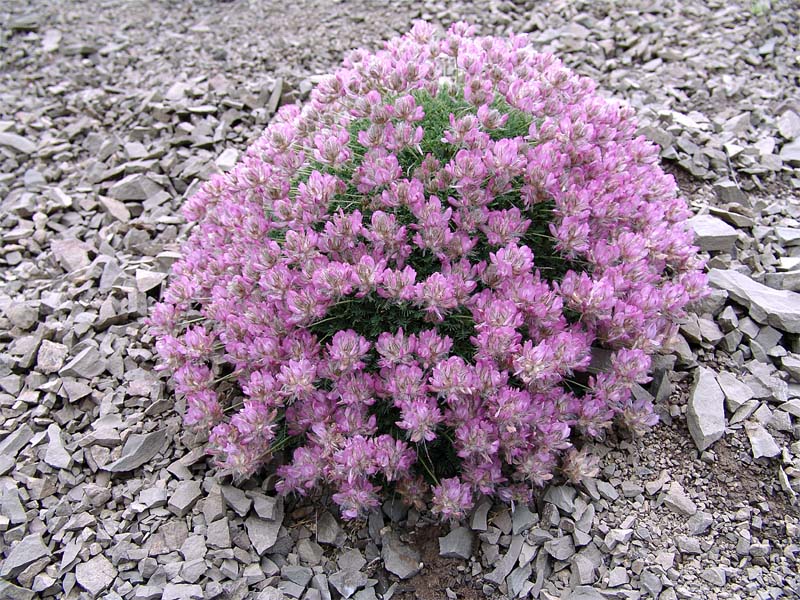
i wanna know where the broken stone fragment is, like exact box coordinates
[438,526,474,559]
[687,367,726,451]
[708,269,800,333]
[0,131,37,154]
[102,429,167,472]
[381,531,421,579]
[687,214,738,252]
[744,420,780,459]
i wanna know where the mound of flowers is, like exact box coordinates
[149,22,707,520]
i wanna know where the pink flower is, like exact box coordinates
[154,21,708,520]
[431,477,473,519]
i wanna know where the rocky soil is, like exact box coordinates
[1,1,799,599]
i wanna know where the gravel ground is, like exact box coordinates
[1,1,799,599]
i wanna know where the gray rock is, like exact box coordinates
[44,423,72,469]
[570,554,596,586]
[507,563,532,597]
[700,567,727,586]
[255,589,285,600]
[310,574,331,600]
[162,583,204,600]
[338,548,366,572]
[708,268,800,333]
[688,214,738,252]
[0,580,36,600]
[50,238,91,272]
[316,511,343,546]
[511,504,537,534]
[168,480,202,517]
[282,565,313,587]
[781,354,800,382]
[103,429,167,472]
[108,174,162,201]
[1,487,27,524]
[0,425,33,459]
[297,539,324,565]
[216,148,239,171]
[744,420,780,458]
[687,511,713,536]
[595,479,619,501]
[777,110,800,140]
[0,534,50,578]
[75,554,116,598]
[484,534,524,584]
[640,569,663,596]
[470,498,491,531]
[246,497,284,555]
[6,303,38,330]
[607,566,629,587]
[138,487,167,509]
[663,481,697,516]
[687,367,726,451]
[0,132,37,154]
[775,226,800,247]
[98,195,131,222]
[135,269,167,292]
[250,492,278,519]
[543,485,576,513]
[676,535,701,554]
[206,517,231,548]
[221,485,252,517]
[353,589,377,600]
[438,526,473,559]
[36,340,68,374]
[381,531,420,580]
[328,569,367,599]
[713,180,748,205]
[716,370,755,412]
[564,587,605,600]
[544,535,575,561]
[59,347,106,379]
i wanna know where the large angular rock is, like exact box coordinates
[485,535,525,584]
[328,569,367,599]
[0,534,50,578]
[75,554,117,597]
[438,526,473,559]
[687,367,726,451]
[59,347,106,379]
[381,531,420,579]
[744,421,780,459]
[108,173,163,201]
[246,497,284,555]
[44,423,72,469]
[103,429,167,472]
[0,132,37,154]
[708,269,800,333]
[687,214,738,252]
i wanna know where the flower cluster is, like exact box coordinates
[150,22,707,520]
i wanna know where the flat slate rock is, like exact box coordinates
[0,131,37,154]
[103,429,167,472]
[744,420,781,459]
[0,533,50,578]
[687,367,726,451]
[438,526,474,559]
[246,497,284,555]
[688,214,738,252]
[708,268,800,333]
[381,531,421,580]
[75,554,117,597]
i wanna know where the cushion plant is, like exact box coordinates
[150,22,707,520]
